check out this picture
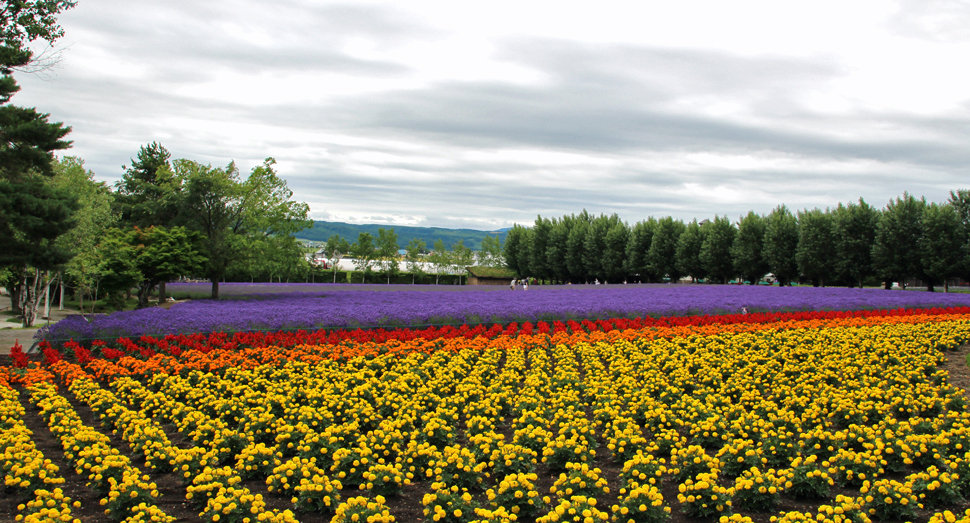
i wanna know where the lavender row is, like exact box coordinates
[42,284,970,342]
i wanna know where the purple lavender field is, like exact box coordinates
[41,283,970,342]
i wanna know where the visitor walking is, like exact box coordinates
[510,278,516,291]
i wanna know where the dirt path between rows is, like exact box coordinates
[943,344,970,396]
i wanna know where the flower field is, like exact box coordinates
[6,308,970,522]
[41,284,970,342]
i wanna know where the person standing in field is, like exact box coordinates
[510,279,516,290]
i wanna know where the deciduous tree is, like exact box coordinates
[375,227,400,284]
[731,212,768,284]
[626,218,657,283]
[648,217,685,282]
[872,193,926,290]
[832,199,878,288]
[405,238,426,284]
[177,157,310,298]
[676,219,707,282]
[130,226,205,307]
[51,156,116,311]
[351,232,376,283]
[700,215,736,284]
[796,208,836,286]
[324,234,349,283]
[921,202,964,292]
[763,205,799,286]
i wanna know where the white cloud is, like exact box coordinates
[12,0,970,228]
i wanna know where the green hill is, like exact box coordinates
[297,221,508,251]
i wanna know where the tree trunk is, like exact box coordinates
[19,268,40,328]
[884,280,892,290]
[59,274,65,310]
[945,279,950,293]
[9,280,22,316]
[211,279,220,300]
[43,273,51,319]
[137,283,151,308]
[927,281,935,292]
[158,281,167,304]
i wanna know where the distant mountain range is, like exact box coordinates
[297,221,510,251]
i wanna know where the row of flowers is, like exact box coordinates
[42,283,970,342]
[13,316,967,522]
[10,308,968,388]
[0,376,83,523]
[24,380,175,522]
[18,306,970,367]
[46,359,401,523]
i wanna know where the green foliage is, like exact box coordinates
[405,238,426,283]
[565,212,591,282]
[177,157,310,297]
[626,218,657,282]
[94,228,142,306]
[676,219,707,282]
[375,227,400,283]
[731,211,768,284]
[544,216,569,282]
[921,202,964,291]
[502,225,529,277]
[603,218,630,282]
[325,234,351,283]
[796,208,836,286]
[479,234,504,268]
[700,215,736,284]
[129,226,206,307]
[584,213,625,282]
[451,240,475,284]
[351,232,376,282]
[114,142,180,227]
[833,199,878,288]
[52,157,116,304]
[648,217,685,282]
[764,205,799,285]
[530,216,551,280]
[429,238,452,284]
[0,176,76,269]
[872,192,925,288]
[0,0,76,304]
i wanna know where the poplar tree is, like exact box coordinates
[648,217,685,282]
[676,219,708,282]
[700,215,736,284]
[626,218,657,282]
[872,193,926,289]
[796,208,836,286]
[763,205,799,286]
[730,211,768,284]
[920,202,964,292]
[832,199,878,288]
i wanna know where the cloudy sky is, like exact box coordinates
[16,0,970,230]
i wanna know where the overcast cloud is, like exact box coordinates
[15,0,970,229]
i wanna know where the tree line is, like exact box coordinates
[2,142,312,323]
[503,192,970,292]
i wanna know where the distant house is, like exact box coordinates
[466,266,515,286]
